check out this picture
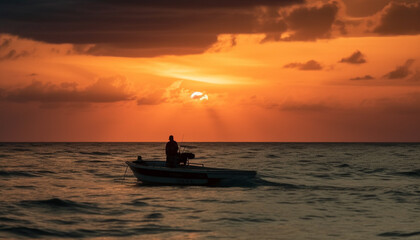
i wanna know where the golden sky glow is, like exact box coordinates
[1,0,420,141]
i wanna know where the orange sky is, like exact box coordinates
[1,0,420,141]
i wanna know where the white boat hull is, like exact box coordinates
[126,161,256,185]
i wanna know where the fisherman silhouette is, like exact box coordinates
[165,135,179,167]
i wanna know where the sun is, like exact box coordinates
[190,91,208,101]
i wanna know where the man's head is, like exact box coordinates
[169,135,174,141]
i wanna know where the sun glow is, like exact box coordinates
[190,92,209,101]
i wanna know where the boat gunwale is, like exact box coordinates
[125,161,257,175]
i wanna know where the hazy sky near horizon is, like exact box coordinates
[1,0,420,141]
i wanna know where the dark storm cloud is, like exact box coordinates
[384,59,415,79]
[260,1,340,43]
[374,2,420,35]
[283,2,339,40]
[0,78,134,103]
[350,75,374,81]
[339,50,366,64]
[0,0,304,57]
[284,60,323,70]
[341,0,391,17]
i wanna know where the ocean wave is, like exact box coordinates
[36,170,55,174]
[361,168,386,174]
[48,219,79,225]
[14,185,36,189]
[192,199,248,204]
[396,169,420,177]
[18,198,100,213]
[129,224,210,234]
[0,226,163,238]
[311,174,333,179]
[88,160,108,163]
[96,218,131,224]
[123,199,149,207]
[384,190,417,197]
[94,173,118,178]
[202,217,275,223]
[256,177,374,192]
[11,148,32,152]
[337,163,351,168]
[145,213,164,219]
[0,226,83,238]
[79,151,112,156]
[0,217,31,224]
[0,170,37,178]
[254,178,304,189]
[298,159,312,163]
[378,231,420,237]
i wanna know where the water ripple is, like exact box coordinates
[378,231,420,237]
[0,170,37,178]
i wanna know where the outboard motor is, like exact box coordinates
[179,152,195,165]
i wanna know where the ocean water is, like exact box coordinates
[0,143,419,239]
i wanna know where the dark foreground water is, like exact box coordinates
[0,143,419,239]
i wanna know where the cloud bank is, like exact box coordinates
[0,77,133,103]
[374,2,420,36]
[0,0,304,57]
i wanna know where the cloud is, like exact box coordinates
[260,1,341,43]
[341,0,392,17]
[0,37,32,60]
[374,2,420,35]
[350,75,374,80]
[0,38,11,49]
[0,49,30,61]
[137,94,166,105]
[284,60,323,70]
[283,1,340,40]
[0,0,304,57]
[0,77,134,103]
[136,81,185,106]
[136,81,218,106]
[339,50,366,64]
[384,59,415,79]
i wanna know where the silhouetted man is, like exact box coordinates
[165,135,178,167]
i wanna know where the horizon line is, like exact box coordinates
[1,141,420,144]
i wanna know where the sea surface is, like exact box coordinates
[0,143,419,239]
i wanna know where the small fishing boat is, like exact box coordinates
[125,157,257,185]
